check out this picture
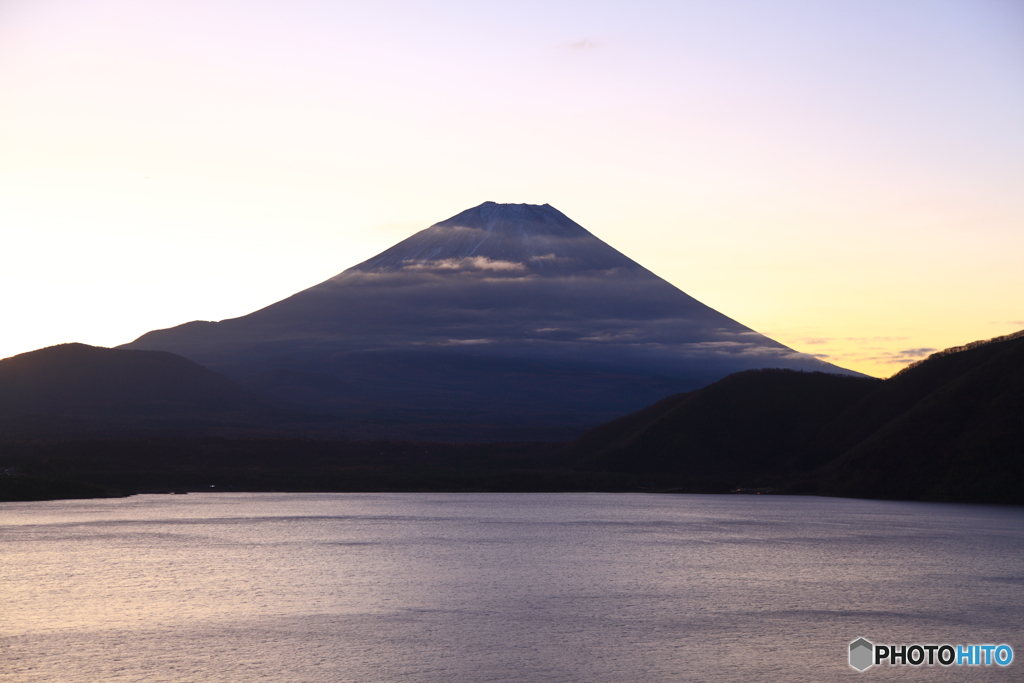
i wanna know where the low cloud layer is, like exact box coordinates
[400,256,527,273]
[794,334,946,377]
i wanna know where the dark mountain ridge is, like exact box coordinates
[815,329,1024,502]
[0,344,283,437]
[569,369,880,482]
[568,330,1024,503]
[1,332,1018,504]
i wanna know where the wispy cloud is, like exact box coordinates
[530,253,564,262]
[579,328,642,342]
[401,256,526,273]
[858,348,937,364]
[897,347,937,357]
[568,38,600,50]
[822,346,938,373]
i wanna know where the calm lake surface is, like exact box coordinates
[2,493,1022,682]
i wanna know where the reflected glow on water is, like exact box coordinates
[2,493,1022,682]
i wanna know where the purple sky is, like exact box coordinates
[1,0,1021,376]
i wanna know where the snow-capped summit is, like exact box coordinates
[348,202,634,276]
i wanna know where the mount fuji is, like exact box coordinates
[122,202,859,440]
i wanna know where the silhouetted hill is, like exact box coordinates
[568,331,1024,503]
[0,343,278,437]
[815,330,1024,503]
[4,333,1016,504]
[569,369,879,488]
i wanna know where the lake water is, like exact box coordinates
[2,493,1022,682]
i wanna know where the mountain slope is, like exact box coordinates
[568,330,1024,503]
[122,201,859,440]
[815,330,1024,503]
[570,369,879,485]
[0,343,277,436]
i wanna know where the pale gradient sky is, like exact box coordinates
[1,0,1022,377]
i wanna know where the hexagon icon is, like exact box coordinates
[849,638,874,671]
